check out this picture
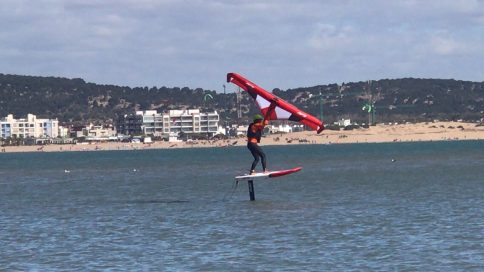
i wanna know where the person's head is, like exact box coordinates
[253,114,263,123]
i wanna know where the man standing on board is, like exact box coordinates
[247,114,269,174]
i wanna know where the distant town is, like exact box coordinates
[2,73,483,148]
[0,109,309,147]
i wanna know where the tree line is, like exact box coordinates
[1,73,483,125]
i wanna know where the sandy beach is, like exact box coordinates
[2,121,483,153]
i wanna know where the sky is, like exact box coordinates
[1,0,484,92]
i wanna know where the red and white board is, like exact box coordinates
[235,167,302,181]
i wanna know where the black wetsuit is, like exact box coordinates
[247,122,266,172]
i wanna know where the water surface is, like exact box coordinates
[1,141,483,271]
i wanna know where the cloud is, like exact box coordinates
[1,0,484,91]
[429,35,464,56]
[308,24,356,52]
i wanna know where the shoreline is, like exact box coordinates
[1,121,483,153]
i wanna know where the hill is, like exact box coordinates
[0,73,483,125]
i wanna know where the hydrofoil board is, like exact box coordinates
[235,167,302,181]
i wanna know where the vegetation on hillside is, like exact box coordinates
[1,73,483,125]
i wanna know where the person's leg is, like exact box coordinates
[248,143,260,173]
[251,144,266,172]
[256,145,267,172]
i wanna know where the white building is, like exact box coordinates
[235,124,295,136]
[84,124,117,141]
[335,118,352,127]
[0,114,59,139]
[58,126,69,138]
[236,125,248,136]
[269,124,294,134]
[135,109,219,137]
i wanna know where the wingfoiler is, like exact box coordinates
[227,73,324,201]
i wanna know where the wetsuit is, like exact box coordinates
[247,121,267,173]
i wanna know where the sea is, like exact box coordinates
[0,141,483,271]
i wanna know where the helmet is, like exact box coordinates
[253,114,263,122]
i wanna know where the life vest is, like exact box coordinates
[247,123,262,143]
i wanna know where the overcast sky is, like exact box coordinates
[1,0,484,92]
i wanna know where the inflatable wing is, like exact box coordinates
[227,73,324,133]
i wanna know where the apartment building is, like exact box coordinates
[118,109,219,137]
[0,114,59,139]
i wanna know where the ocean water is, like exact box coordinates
[0,141,483,271]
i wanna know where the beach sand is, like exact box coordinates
[2,121,483,153]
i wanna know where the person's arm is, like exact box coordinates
[253,121,266,130]
[262,99,277,127]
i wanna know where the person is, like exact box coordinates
[247,114,269,174]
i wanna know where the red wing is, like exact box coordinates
[227,73,324,133]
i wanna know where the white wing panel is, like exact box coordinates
[275,106,292,119]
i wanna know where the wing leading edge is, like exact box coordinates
[227,73,324,133]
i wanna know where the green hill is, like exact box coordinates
[1,73,482,125]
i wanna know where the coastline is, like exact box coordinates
[1,121,483,153]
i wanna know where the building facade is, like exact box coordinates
[0,114,59,139]
[116,113,143,136]
[118,109,220,137]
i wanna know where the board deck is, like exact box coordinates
[235,167,302,180]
